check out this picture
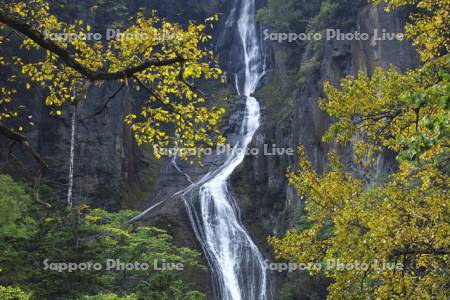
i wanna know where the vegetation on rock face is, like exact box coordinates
[270,0,449,299]
[256,0,320,33]
[255,0,364,124]
[0,175,205,299]
[256,0,364,33]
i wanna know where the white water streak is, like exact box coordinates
[183,0,268,299]
[67,107,76,208]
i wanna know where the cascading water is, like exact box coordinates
[182,0,268,299]
[131,0,268,298]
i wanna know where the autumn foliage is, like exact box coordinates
[270,0,449,298]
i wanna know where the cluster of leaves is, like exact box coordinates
[269,0,449,299]
[0,0,226,158]
[270,146,449,298]
[0,25,19,123]
[0,174,36,238]
[321,65,448,165]
[0,285,31,300]
[0,175,205,300]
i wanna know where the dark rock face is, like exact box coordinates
[37,83,139,210]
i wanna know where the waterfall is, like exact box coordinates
[131,0,268,298]
[67,106,77,208]
[183,0,268,299]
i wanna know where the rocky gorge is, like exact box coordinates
[0,0,421,298]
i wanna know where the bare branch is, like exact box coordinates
[83,82,126,120]
[0,122,47,168]
[0,122,50,207]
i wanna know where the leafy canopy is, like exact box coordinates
[271,71,449,298]
[0,0,226,158]
[0,174,36,239]
[321,65,449,164]
[270,144,449,299]
[0,175,205,300]
[0,285,31,300]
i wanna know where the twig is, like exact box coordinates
[0,122,50,207]
[82,82,125,120]
[132,75,178,114]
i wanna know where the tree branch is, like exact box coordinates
[0,122,51,207]
[178,61,205,96]
[132,75,178,114]
[0,12,185,81]
[83,82,126,120]
[0,122,47,169]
